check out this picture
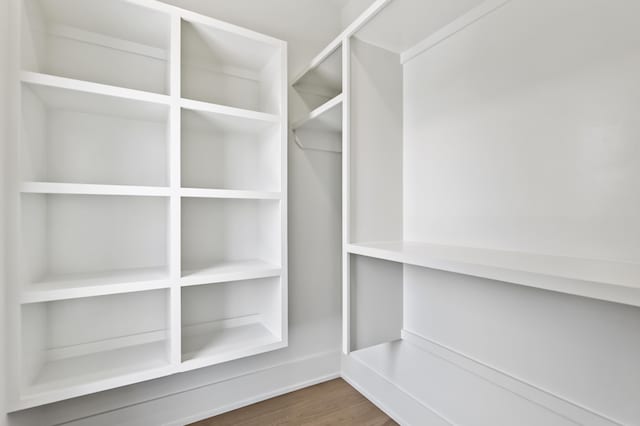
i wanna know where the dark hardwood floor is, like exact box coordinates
[188,378,398,426]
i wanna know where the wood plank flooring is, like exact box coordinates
[188,378,398,426]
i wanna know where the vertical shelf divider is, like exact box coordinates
[342,38,351,355]
[168,13,182,366]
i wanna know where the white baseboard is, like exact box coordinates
[400,330,620,426]
[341,354,449,426]
[61,350,340,426]
[343,331,621,426]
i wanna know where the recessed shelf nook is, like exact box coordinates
[21,290,172,405]
[21,0,171,93]
[181,278,284,368]
[181,19,283,114]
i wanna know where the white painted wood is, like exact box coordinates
[349,255,402,352]
[180,260,281,287]
[292,94,343,153]
[21,71,171,105]
[18,290,172,409]
[291,94,343,132]
[21,267,171,304]
[348,241,640,307]
[181,198,281,274]
[181,109,281,192]
[180,188,281,200]
[400,0,512,64]
[353,0,485,55]
[341,38,351,355]
[11,0,287,408]
[181,97,278,123]
[21,182,170,197]
[342,353,449,426]
[181,19,281,114]
[21,83,169,187]
[401,330,619,426]
[180,277,283,367]
[21,0,170,93]
[342,0,640,423]
[292,46,342,111]
[349,37,402,243]
[350,339,576,426]
[51,351,340,426]
[168,12,182,367]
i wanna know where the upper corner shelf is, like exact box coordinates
[347,241,640,307]
[353,0,510,63]
[22,0,171,94]
[291,94,343,153]
[293,44,342,111]
[181,18,284,116]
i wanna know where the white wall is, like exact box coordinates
[6,1,345,424]
[403,0,640,424]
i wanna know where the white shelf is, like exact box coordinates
[349,338,572,425]
[181,260,281,287]
[22,340,171,409]
[21,182,171,197]
[21,72,170,106]
[348,241,640,306]
[181,98,279,126]
[181,317,282,369]
[292,94,343,153]
[180,188,281,200]
[21,267,171,304]
[354,0,498,60]
[292,44,342,111]
[292,93,343,132]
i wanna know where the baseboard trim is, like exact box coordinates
[400,330,621,426]
[341,352,450,426]
[170,372,341,426]
[59,350,341,426]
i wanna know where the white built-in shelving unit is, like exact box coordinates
[7,0,287,410]
[294,0,640,424]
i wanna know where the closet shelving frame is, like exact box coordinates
[294,0,640,423]
[7,0,287,410]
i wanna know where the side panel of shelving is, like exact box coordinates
[342,38,351,354]
[349,37,403,244]
[349,255,403,352]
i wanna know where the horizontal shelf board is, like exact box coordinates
[292,45,342,97]
[181,260,281,287]
[354,0,488,56]
[21,267,171,304]
[21,71,171,107]
[21,182,171,197]
[181,98,279,124]
[347,241,640,306]
[181,316,282,369]
[182,106,278,136]
[21,340,171,410]
[350,339,574,425]
[180,188,281,200]
[292,93,343,132]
